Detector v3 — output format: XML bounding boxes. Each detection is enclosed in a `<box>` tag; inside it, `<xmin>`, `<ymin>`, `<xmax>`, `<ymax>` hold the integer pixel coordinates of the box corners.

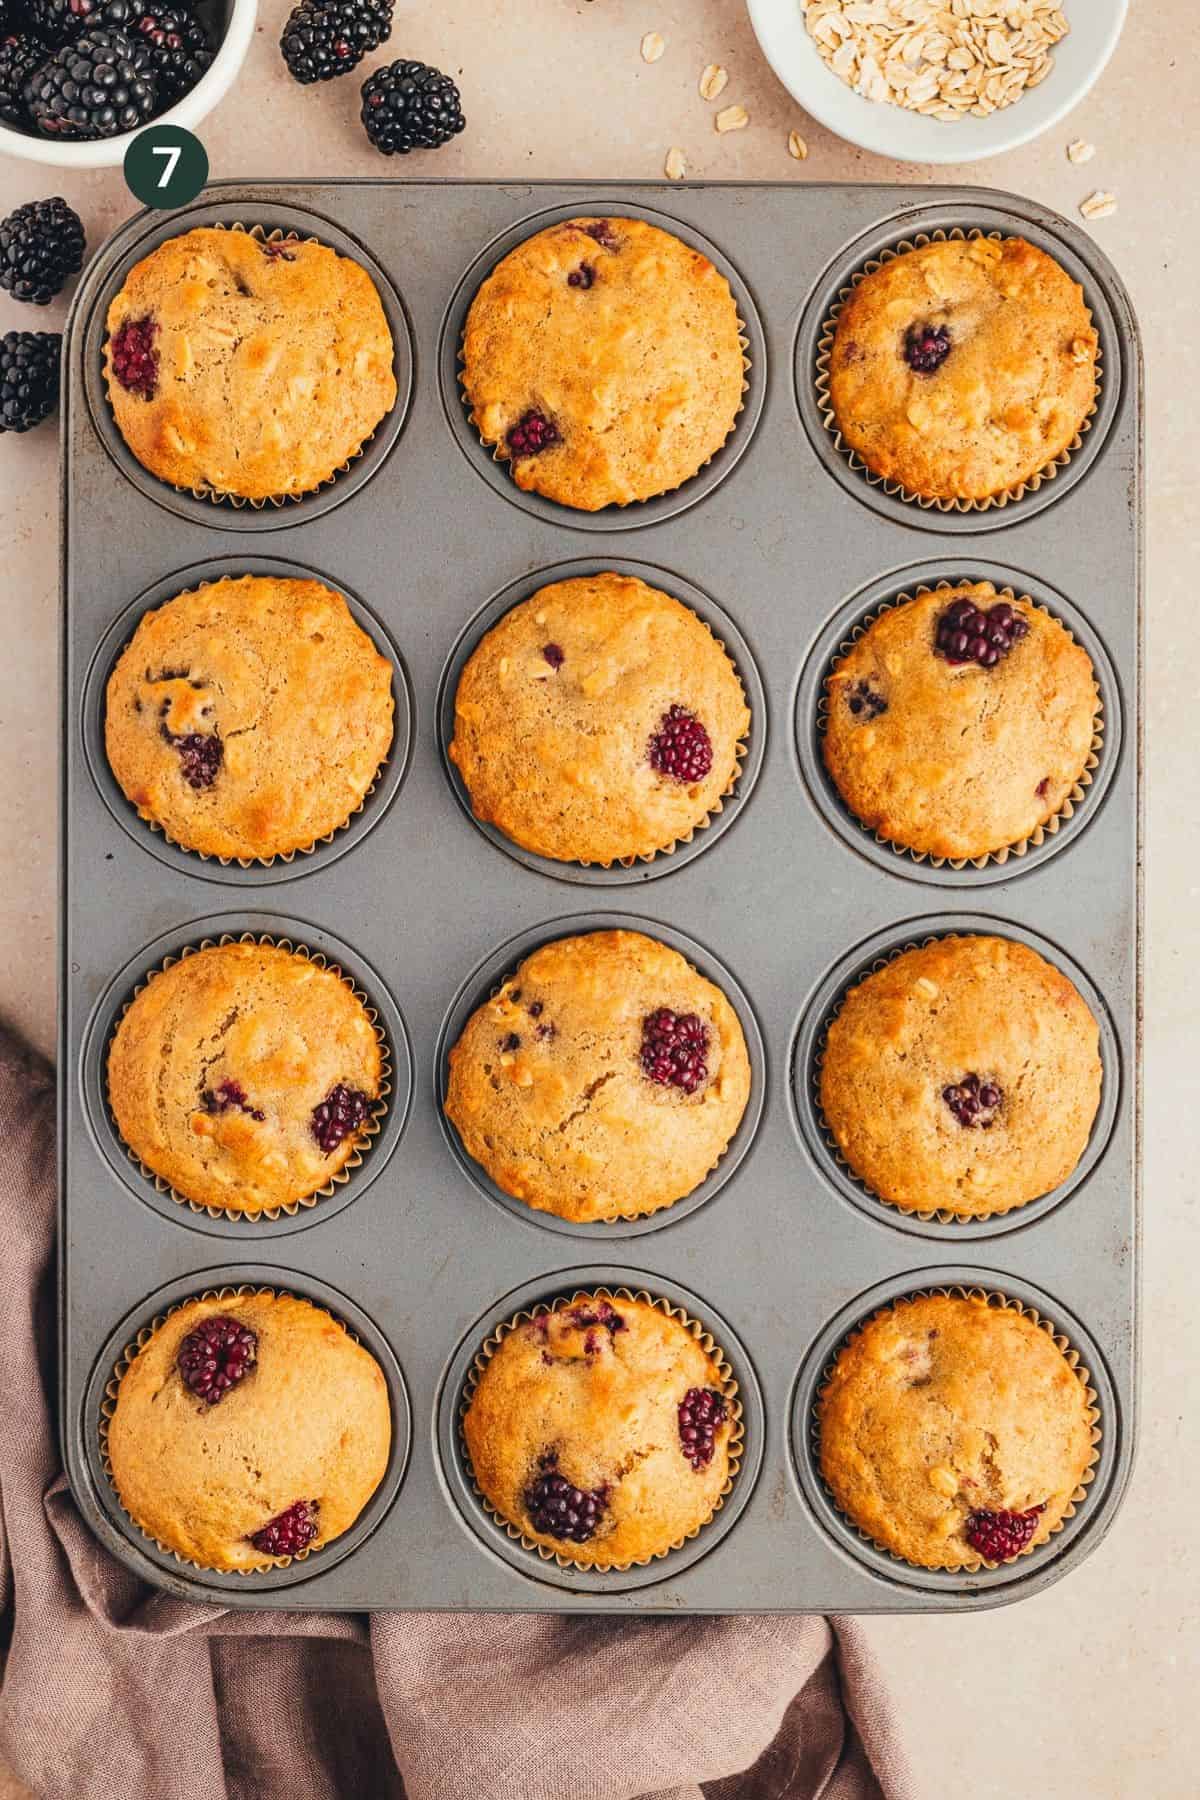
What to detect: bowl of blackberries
<box><xmin>0</xmin><ymin>0</ymin><xmax>255</xmax><ymax>165</ymax></box>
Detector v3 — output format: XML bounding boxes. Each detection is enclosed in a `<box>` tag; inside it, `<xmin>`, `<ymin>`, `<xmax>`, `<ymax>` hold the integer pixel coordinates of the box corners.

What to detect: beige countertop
<box><xmin>0</xmin><ymin>3</ymin><xmax>1195</xmax><ymax>1795</ymax></box>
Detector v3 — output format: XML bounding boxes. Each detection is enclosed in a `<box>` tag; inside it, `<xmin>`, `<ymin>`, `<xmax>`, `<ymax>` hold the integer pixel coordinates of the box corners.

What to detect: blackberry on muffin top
<box><xmin>827</xmin><ymin>236</ymin><xmax>1098</xmax><ymax>502</ymax></box>
<box><xmin>450</xmin><ymin>571</ymin><xmax>750</xmax><ymax>865</ymax></box>
<box><xmin>818</xmin><ymin>1292</ymin><xmax>1095</xmax><ymax>1570</ymax></box>
<box><xmin>444</xmin><ymin>929</ymin><xmax>751</xmax><ymax>1223</ymax></box>
<box><xmin>822</xmin><ymin>582</ymin><xmax>1098</xmax><ymax>861</ymax></box>
<box><xmin>463</xmin><ymin>1292</ymin><xmax>735</xmax><ymax>1567</ymax></box>
<box><xmin>461</xmin><ymin>216</ymin><xmax>745</xmax><ymax>510</ymax></box>
<box><xmin>819</xmin><ymin>934</ymin><xmax>1101</xmax><ymax>1218</ymax></box>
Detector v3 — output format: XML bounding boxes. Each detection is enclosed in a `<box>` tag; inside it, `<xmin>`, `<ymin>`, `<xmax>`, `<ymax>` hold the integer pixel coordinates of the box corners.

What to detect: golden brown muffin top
<box><xmin>107</xmin><ymin>941</ymin><xmax>383</xmax><ymax>1214</ymax></box>
<box><xmin>818</xmin><ymin>1293</ymin><xmax>1095</xmax><ymax>1569</ymax></box>
<box><xmin>461</xmin><ymin>216</ymin><xmax>744</xmax><ymax>510</ymax></box>
<box><xmin>107</xmin><ymin>1290</ymin><xmax>391</xmax><ymax>1571</ymax></box>
<box><xmin>819</xmin><ymin>935</ymin><xmax>1101</xmax><ymax>1218</ymax></box>
<box><xmin>821</xmin><ymin>583</ymin><xmax>1098</xmax><ymax>861</ymax></box>
<box><xmin>103</xmin><ymin>228</ymin><xmax>396</xmax><ymax>501</ymax></box>
<box><xmin>105</xmin><ymin>575</ymin><xmax>394</xmax><ymax>862</ymax></box>
<box><xmin>449</xmin><ymin>572</ymin><xmax>750</xmax><ymax>865</ymax></box>
<box><xmin>444</xmin><ymin>929</ymin><xmax>751</xmax><ymax>1223</ymax></box>
<box><xmin>463</xmin><ymin>1293</ymin><xmax>735</xmax><ymax>1568</ymax></box>
<box><xmin>827</xmin><ymin>236</ymin><xmax>1097</xmax><ymax>501</ymax></box>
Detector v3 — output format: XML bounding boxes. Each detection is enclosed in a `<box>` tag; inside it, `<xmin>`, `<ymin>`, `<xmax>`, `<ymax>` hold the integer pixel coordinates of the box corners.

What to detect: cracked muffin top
<box><xmin>449</xmin><ymin>572</ymin><xmax>750</xmax><ymax>865</ymax></box>
<box><xmin>444</xmin><ymin>929</ymin><xmax>751</xmax><ymax>1222</ymax></box>
<box><xmin>460</xmin><ymin>215</ymin><xmax>745</xmax><ymax>510</ymax></box>
<box><xmin>107</xmin><ymin>941</ymin><xmax>383</xmax><ymax>1214</ymax></box>
<box><xmin>105</xmin><ymin>575</ymin><xmax>395</xmax><ymax>862</ymax></box>
<box><xmin>103</xmin><ymin>227</ymin><xmax>396</xmax><ymax>501</ymax></box>
<box><xmin>819</xmin><ymin>934</ymin><xmax>1102</xmax><ymax>1218</ymax></box>
<box><xmin>821</xmin><ymin>583</ymin><xmax>1098</xmax><ymax>861</ymax></box>
<box><xmin>107</xmin><ymin>1290</ymin><xmax>391</xmax><ymax>1571</ymax></box>
<box><xmin>827</xmin><ymin>236</ymin><xmax>1098</xmax><ymax>502</ymax></box>
<box><xmin>818</xmin><ymin>1293</ymin><xmax>1095</xmax><ymax>1570</ymax></box>
<box><xmin>463</xmin><ymin>1292</ymin><xmax>735</xmax><ymax>1567</ymax></box>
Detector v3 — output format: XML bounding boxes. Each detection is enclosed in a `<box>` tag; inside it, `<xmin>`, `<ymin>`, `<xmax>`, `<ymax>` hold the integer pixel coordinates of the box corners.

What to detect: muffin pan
<box><xmin>58</xmin><ymin>180</ymin><xmax>1141</xmax><ymax>1613</ymax></box>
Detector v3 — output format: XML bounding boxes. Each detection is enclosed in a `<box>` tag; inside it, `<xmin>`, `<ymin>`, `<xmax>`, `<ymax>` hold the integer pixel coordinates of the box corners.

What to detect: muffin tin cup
<box><xmin>796</xmin><ymin>206</ymin><xmax>1122</xmax><ymax>532</ymax></box>
<box><xmin>792</xmin><ymin>1274</ymin><xmax>1108</xmax><ymax>1595</ymax></box>
<box><xmin>86</xmin><ymin>919</ymin><xmax>411</xmax><ymax>1234</ymax></box>
<box><xmin>89</xmin><ymin>1271</ymin><xmax>411</xmax><ymax>1591</ymax></box>
<box><xmin>86</xmin><ymin>208</ymin><xmax>414</xmax><ymax>532</ymax></box>
<box><xmin>792</xmin><ymin>914</ymin><xmax>1121</xmax><ymax>1237</ymax></box>
<box><xmin>440</xmin><ymin>200</ymin><xmax>766</xmax><ymax>532</ymax></box>
<box><xmin>435</xmin><ymin>912</ymin><xmax>767</xmax><ymax>1238</ymax></box>
<box><xmin>438</xmin><ymin>1268</ymin><xmax>763</xmax><ymax>1592</ymax></box>
<box><xmin>83</xmin><ymin>556</ymin><xmax>414</xmax><ymax>884</ymax></box>
<box><xmin>437</xmin><ymin>556</ymin><xmax>767</xmax><ymax>885</ymax></box>
<box><xmin>799</xmin><ymin>566</ymin><xmax>1118</xmax><ymax>884</ymax></box>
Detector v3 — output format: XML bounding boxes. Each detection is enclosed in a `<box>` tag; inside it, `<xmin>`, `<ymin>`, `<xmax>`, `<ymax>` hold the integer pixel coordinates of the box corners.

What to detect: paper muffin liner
<box><xmin>105</xmin><ymin>932</ymin><xmax>391</xmax><ymax>1223</ymax></box>
<box><xmin>816</xmin><ymin>579</ymin><xmax>1105</xmax><ymax>870</ymax></box>
<box><xmin>101</xmin><ymin>223</ymin><xmax>392</xmax><ymax>512</ymax></box>
<box><xmin>458</xmin><ymin>1285</ymin><xmax>744</xmax><ymax>1572</ymax></box>
<box><xmin>811</xmin><ymin>1283</ymin><xmax>1102</xmax><ymax>1575</ymax></box>
<box><xmin>812</xmin><ymin>929</ymin><xmax>1091</xmax><ymax>1225</ymax></box>
<box><xmin>454</xmin><ymin>949</ymin><xmax>748</xmax><ymax>1226</ymax></box>
<box><xmin>105</xmin><ymin>572</ymin><xmax>394</xmax><ymax>870</ymax></box>
<box><xmin>98</xmin><ymin>1282</ymin><xmax>369</xmax><ymax>1576</ymax></box>
<box><xmin>814</xmin><ymin>227</ymin><xmax>1103</xmax><ymax>513</ymax></box>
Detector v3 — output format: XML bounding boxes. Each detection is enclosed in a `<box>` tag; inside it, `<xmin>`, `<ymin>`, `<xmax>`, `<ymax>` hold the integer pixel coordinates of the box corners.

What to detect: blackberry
<box><xmin>162</xmin><ymin>726</ymin><xmax>222</xmax><ymax>788</ymax></box>
<box><xmin>640</xmin><ymin>1008</ymin><xmax>710</xmax><ymax>1096</ymax></box>
<box><xmin>0</xmin><ymin>197</ymin><xmax>85</xmax><ymax>305</ymax></box>
<box><xmin>280</xmin><ymin>0</ymin><xmax>391</xmax><ymax>83</ymax></box>
<box><xmin>524</xmin><ymin>1456</ymin><xmax>606</xmax><ymax>1545</ymax></box>
<box><xmin>27</xmin><ymin>27</ymin><xmax>157</xmax><ymax>137</ymax></box>
<box><xmin>647</xmin><ymin>704</ymin><xmax>713</xmax><ymax>784</ymax></box>
<box><xmin>506</xmin><ymin>409</ymin><xmax>559</xmax><ymax>458</ymax></box>
<box><xmin>24</xmin><ymin>0</ymin><xmax>102</xmax><ymax>47</ymax></box>
<box><xmin>250</xmin><ymin>1499</ymin><xmax>318</xmax><ymax>1558</ymax></box>
<box><xmin>935</xmin><ymin>593</ymin><xmax>1028</xmax><ymax>669</ymax></box>
<box><xmin>177</xmin><ymin>1314</ymin><xmax>258</xmax><ymax>1405</ymax></box>
<box><xmin>964</xmin><ymin>1504</ymin><xmax>1043</xmax><ymax>1563</ymax></box>
<box><xmin>0</xmin><ymin>330</ymin><xmax>60</xmax><ymax>433</ymax></box>
<box><xmin>0</xmin><ymin>35</ymin><xmax>48</xmax><ymax>127</ymax></box>
<box><xmin>677</xmin><ymin>1386</ymin><xmax>727</xmax><ymax>1470</ymax></box>
<box><xmin>905</xmin><ymin>322</ymin><xmax>951</xmax><ymax>374</ymax></box>
<box><xmin>310</xmin><ymin>1082</ymin><xmax>373</xmax><ymax>1153</ymax></box>
<box><xmin>108</xmin><ymin>313</ymin><xmax>158</xmax><ymax>396</ymax></box>
<box><xmin>200</xmin><ymin>1078</ymin><xmax>264</xmax><ymax>1121</ymax></box>
<box><xmin>98</xmin><ymin>0</ymin><xmax>212</xmax><ymax>103</ymax></box>
<box><xmin>360</xmin><ymin>57</ymin><xmax>464</xmax><ymax>155</ymax></box>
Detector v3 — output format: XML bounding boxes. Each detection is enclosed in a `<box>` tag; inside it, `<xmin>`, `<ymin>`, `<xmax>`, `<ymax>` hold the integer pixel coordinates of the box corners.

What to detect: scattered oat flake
<box><xmin>715</xmin><ymin>103</ymin><xmax>749</xmax><ymax>133</ymax></box>
<box><xmin>788</xmin><ymin>129</ymin><xmax>808</xmax><ymax>159</ymax></box>
<box><xmin>664</xmin><ymin>146</ymin><xmax>687</xmax><ymax>180</ymax></box>
<box><xmin>1067</xmin><ymin>138</ymin><xmax>1095</xmax><ymax>164</ymax></box>
<box><xmin>1079</xmin><ymin>190</ymin><xmax>1117</xmax><ymax>220</ymax></box>
<box><xmin>699</xmin><ymin>63</ymin><xmax>728</xmax><ymax>100</ymax></box>
<box><xmin>641</xmin><ymin>31</ymin><xmax>665</xmax><ymax>63</ymax></box>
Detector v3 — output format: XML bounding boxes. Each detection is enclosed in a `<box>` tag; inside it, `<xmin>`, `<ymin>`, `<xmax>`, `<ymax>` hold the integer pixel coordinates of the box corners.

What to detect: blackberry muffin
<box><xmin>103</xmin><ymin>227</ymin><xmax>396</xmax><ymax>501</ymax></box>
<box><xmin>444</xmin><ymin>929</ymin><xmax>751</xmax><ymax>1222</ymax></box>
<box><xmin>461</xmin><ymin>216</ymin><xmax>745</xmax><ymax>510</ymax></box>
<box><xmin>108</xmin><ymin>941</ymin><xmax>384</xmax><ymax>1213</ymax></box>
<box><xmin>827</xmin><ymin>236</ymin><xmax>1098</xmax><ymax>502</ymax></box>
<box><xmin>818</xmin><ymin>1292</ymin><xmax>1095</xmax><ymax>1570</ymax></box>
<box><xmin>819</xmin><ymin>935</ymin><xmax>1101</xmax><ymax>1218</ymax></box>
<box><xmin>105</xmin><ymin>575</ymin><xmax>395</xmax><ymax>861</ymax></box>
<box><xmin>107</xmin><ymin>1290</ymin><xmax>391</xmax><ymax>1571</ymax></box>
<box><xmin>449</xmin><ymin>572</ymin><xmax>750</xmax><ymax>864</ymax></box>
<box><xmin>822</xmin><ymin>582</ymin><xmax>1098</xmax><ymax>861</ymax></box>
<box><xmin>463</xmin><ymin>1292</ymin><xmax>735</xmax><ymax>1567</ymax></box>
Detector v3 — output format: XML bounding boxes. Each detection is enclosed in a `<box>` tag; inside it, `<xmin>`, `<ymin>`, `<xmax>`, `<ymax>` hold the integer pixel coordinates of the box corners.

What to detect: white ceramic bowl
<box><xmin>746</xmin><ymin>0</ymin><xmax>1127</xmax><ymax>165</ymax></box>
<box><xmin>0</xmin><ymin>0</ymin><xmax>256</xmax><ymax>169</ymax></box>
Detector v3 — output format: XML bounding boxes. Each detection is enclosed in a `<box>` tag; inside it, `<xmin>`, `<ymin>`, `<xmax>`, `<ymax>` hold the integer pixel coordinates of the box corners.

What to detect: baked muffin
<box><xmin>108</xmin><ymin>941</ymin><xmax>384</xmax><ymax>1213</ymax></box>
<box><xmin>463</xmin><ymin>1292</ymin><xmax>735</xmax><ymax>1567</ymax></box>
<box><xmin>822</xmin><ymin>582</ymin><xmax>1098</xmax><ymax>861</ymax></box>
<box><xmin>461</xmin><ymin>216</ymin><xmax>744</xmax><ymax>510</ymax></box>
<box><xmin>444</xmin><ymin>929</ymin><xmax>751</xmax><ymax>1222</ymax></box>
<box><xmin>103</xmin><ymin>227</ymin><xmax>396</xmax><ymax>501</ymax></box>
<box><xmin>818</xmin><ymin>1292</ymin><xmax>1094</xmax><ymax>1570</ymax></box>
<box><xmin>450</xmin><ymin>572</ymin><xmax>750</xmax><ymax>865</ymax></box>
<box><xmin>827</xmin><ymin>236</ymin><xmax>1098</xmax><ymax>502</ymax></box>
<box><xmin>819</xmin><ymin>935</ymin><xmax>1101</xmax><ymax>1217</ymax></box>
<box><xmin>107</xmin><ymin>1290</ymin><xmax>391</xmax><ymax>1571</ymax></box>
<box><xmin>105</xmin><ymin>575</ymin><xmax>394</xmax><ymax>861</ymax></box>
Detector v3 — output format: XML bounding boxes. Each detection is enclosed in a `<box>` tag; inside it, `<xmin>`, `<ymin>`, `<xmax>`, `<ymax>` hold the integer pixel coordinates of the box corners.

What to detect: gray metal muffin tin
<box><xmin>57</xmin><ymin>180</ymin><xmax>1142</xmax><ymax>1613</ymax></box>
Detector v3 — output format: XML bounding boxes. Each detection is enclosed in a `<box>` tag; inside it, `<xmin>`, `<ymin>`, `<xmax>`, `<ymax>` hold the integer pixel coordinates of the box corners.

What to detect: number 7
<box><xmin>152</xmin><ymin>144</ymin><xmax>181</xmax><ymax>189</ymax></box>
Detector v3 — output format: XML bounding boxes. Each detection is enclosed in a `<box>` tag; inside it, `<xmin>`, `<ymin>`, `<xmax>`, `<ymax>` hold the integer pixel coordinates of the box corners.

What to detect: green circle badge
<box><xmin>124</xmin><ymin>125</ymin><xmax>209</xmax><ymax>211</ymax></box>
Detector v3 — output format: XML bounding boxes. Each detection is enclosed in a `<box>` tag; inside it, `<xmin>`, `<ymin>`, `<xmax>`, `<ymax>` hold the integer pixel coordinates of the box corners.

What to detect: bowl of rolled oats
<box><xmin>746</xmin><ymin>0</ymin><xmax>1127</xmax><ymax>163</ymax></box>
